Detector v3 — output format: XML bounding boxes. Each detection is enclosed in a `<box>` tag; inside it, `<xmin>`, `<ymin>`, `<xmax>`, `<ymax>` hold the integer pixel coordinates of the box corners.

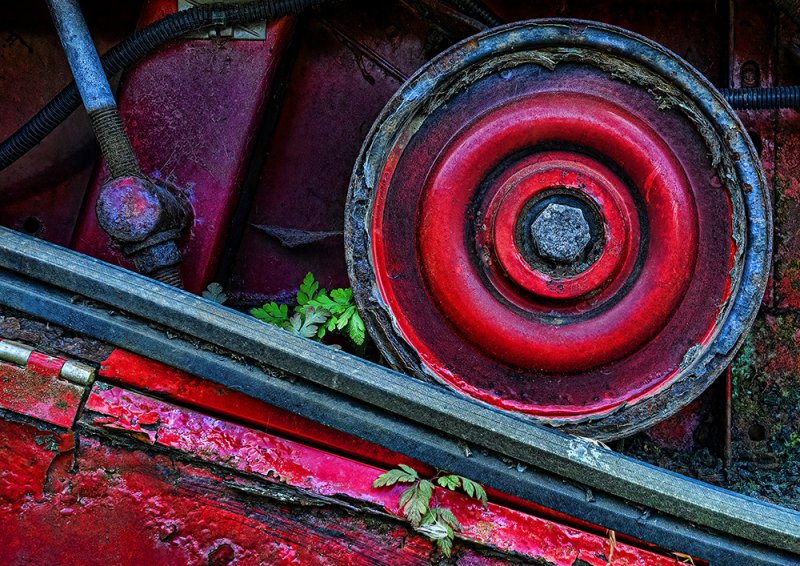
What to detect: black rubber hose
<box><xmin>0</xmin><ymin>0</ymin><xmax>340</xmax><ymax>172</ymax></box>
<box><xmin>448</xmin><ymin>0</ymin><xmax>503</xmax><ymax>28</ymax></box>
<box><xmin>722</xmin><ymin>86</ymin><xmax>800</xmax><ymax>109</ymax></box>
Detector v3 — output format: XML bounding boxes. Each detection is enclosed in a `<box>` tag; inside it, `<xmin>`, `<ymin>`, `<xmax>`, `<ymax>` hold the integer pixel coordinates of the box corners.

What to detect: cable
<box><xmin>722</xmin><ymin>86</ymin><xmax>800</xmax><ymax>110</ymax></box>
<box><xmin>0</xmin><ymin>0</ymin><xmax>341</xmax><ymax>171</ymax></box>
<box><xmin>448</xmin><ymin>0</ymin><xmax>503</xmax><ymax>28</ymax></box>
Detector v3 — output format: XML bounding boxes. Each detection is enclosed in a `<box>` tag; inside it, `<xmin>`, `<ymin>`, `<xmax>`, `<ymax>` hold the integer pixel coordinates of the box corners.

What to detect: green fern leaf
<box><xmin>397</xmin><ymin>464</ymin><xmax>419</xmax><ymax>479</ymax></box>
<box><xmin>437</xmin><ymin>535</ymin><xmax>453</xmax><ymax>557</ymax></box>
<box><xmin>403</xmin><ymin>481</ymin><xmax>433</xmax><ymax>526</ymax></box>
<box><xmin>437</xmin><ymin>507</ymin><xmax>461</xmax><ymax>530</ymax></box>
<box><xmin>420</xmin><ymin>509</ymin><xmax>437</xmax><ymax>526</ymax></box>
<box><xmin>373</xmin><ymin>467</ymin><xmax>418</xmax><ymax>488</ymax></box>
<box><xmin>436</xmin><ymin>475</ymin><xmax>461</xmax><ymax>490</ymax></box>
<box><xmin>398</xmin><ymin>487</ymin><xmax>415</xmax><ymax>508</ymax></box>
<box><xmin>251</xmin><ymin>302</ymin><xmax>290</xmax><ymax>326</ymax></box>
<box><xmin>459</xmin><ymin>477</ymin><xmax>488</xmax><ymax>506</ymax></box>
<box><xmin>202</xmin><ymin>282</ymin><xmax>228</xmax><ymax>304</ymax></box>
<box><xmin>348</xmin><ymin>311</ymin><xmax>366</xmax><ymax>345</ymax></box>
<box><xmin>297</xmin><ymin>272</ymin><xmax>321</xmax><ymax>306</ymax></box>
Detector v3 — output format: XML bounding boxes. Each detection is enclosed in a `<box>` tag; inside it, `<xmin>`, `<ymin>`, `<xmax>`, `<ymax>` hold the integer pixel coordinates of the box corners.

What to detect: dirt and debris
<box><xmin>0</xmin><ymin>310</ymin><xmax>113</xmax><ymax>362</ymax></box>
<box><xmin>622</xmin><ymin>312</ymin><xmax>800</xmax><ymax>512</ymax></box>
<box><xmin>622</xmin><ymin>435</ymin><xmax>800</xmax><ymax>512</ymax></box>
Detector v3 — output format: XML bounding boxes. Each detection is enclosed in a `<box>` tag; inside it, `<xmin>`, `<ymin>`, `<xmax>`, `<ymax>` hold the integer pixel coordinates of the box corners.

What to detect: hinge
<box><xmin>0</xmin><ymin>338</ymin><xmax>96</xmax><ymax>428</ymax></box>
<box><xmin>0</xmin><ymin>339</ymin><xmax>96</xmax><ymax>386</ymax></box>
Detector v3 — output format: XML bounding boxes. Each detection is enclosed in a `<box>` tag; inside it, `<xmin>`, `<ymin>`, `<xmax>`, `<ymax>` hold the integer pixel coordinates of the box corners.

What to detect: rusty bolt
<box><xmin>531</xmin><ymin>203</ymin><xmax>592</xmax><ymax>263</ymax></box>
<box><xmin>96</xmin><ymin>176</ymin><xmax>188</xmax><ymax>285</ymax></box>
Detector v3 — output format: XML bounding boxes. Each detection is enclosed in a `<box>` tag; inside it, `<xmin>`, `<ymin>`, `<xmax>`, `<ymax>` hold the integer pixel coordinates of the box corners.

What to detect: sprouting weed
<box><xmin>373</xmin><ymin>464</ymin><xmax>488</xmax><ymax>557</ymax></box>
<box><xmin>252</xmin><ymin>272</ymin><xmax>366</xmax><ymax>346</ymax></box>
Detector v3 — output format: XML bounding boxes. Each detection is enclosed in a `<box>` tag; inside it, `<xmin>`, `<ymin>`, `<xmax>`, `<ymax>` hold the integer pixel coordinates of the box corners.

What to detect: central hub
<box><xmin>531</xmin><ymin>203</ymin><xmax>591</xmax><ymax>263</ymax></box>
<box><xmin>478</xmin><ymin>153</ymin><xmax>628</xmax><ymax>302</ymax></box>
<box><xmin>513</xmin><ymin>192</ymin><xmax>604</xmax><ymax>279</ymax></box>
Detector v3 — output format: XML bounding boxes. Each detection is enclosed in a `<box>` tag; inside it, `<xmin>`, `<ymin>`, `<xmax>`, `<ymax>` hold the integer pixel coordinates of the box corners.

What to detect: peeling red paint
<box><xmin>99</xmin><ymin>348</ymin><xmax>430</xmax><ymax>473</ymax></box>
<box><xmin>82</xmin><ymin>382</ymin><xmax>685</xmax><ymax>566</ymax></box>
<box><xmin>98</xmin><ymin>349</ymin><xmax>679</xmax><ymax>552</ymax></box>
<box><xmin>100</xmin><ymin>349</ymin><xmax>692</xmax><ymax>556</ymax></box>
<box><xmin>3</xmin><ymin>436</ymin><xmax>440</xmax><ymax>565</ymax></box>
<box><xmin>27</xmin><ymin>351</ymin><xmax>66</xmax><ymax>377</ymax></box>
<box><xmin>0</xmin><ymin>360</ymin><xmax>83</xmax><ymax>428</ymax></box>
<box><xmin>0</xmin><ymin>419</ymin><xmax>74</xmax><ymax>511</ymax></box>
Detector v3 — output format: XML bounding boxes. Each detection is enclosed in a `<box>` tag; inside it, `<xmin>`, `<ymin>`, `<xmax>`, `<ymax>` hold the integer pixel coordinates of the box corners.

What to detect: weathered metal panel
<box><xmin>70</xmin><ymin>1</ymin><xmax>295</xmax><ymax>293</ymax></box>
<box><xmin>0</xmin><ymin>342</ymin><xmax>84</xmax><ymax>428</ymax></box>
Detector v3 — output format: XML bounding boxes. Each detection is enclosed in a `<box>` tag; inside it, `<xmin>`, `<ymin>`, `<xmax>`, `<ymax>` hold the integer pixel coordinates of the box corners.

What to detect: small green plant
<box><xmin>373</xmin><ymin>464</ymin><xmax>488</xmax><ymax>557</ymax></box>
<box><xmin>202</xmin><ymin>282</ymin><xmax>228</xmax><ymax>304</ymax></box>
<box><xmin>251</xmin><ymin>272</ymin><xmax>366</xmax><ymax>346</ymax></box>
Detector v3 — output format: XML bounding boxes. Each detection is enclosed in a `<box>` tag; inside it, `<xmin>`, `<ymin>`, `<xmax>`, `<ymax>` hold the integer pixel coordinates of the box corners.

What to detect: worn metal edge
<box><xmin>0</xmin><ymin>266</ymin><xmax>796</xmax><ymax>565</ymax></box>
<box><xmin>0</xmin><ymin>228</ymin><xmax>796</xmax><ymax>557</ymax></box>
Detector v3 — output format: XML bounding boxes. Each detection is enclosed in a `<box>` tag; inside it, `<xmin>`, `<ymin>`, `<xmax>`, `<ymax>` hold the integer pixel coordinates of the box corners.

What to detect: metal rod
<box><xmin>46</xmin><ymin>0</ymin><xmax>141</xmax><ymax>178</ymax></box>
<box><xmin>46</xmin><ymin>0</ymin><xmax>115</xmax><ymax>112</ymax></box>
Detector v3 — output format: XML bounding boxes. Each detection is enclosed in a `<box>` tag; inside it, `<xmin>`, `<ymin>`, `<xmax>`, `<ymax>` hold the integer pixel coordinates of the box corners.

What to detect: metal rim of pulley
<box><xmin>345</xmin><ymin>19</ymin><xmax>772</xmax><ymax>440</ymax></box>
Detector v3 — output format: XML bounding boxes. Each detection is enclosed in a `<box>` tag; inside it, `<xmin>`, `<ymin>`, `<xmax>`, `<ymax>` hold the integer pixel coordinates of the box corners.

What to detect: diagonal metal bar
<box><xmin>0</xmin><ymin>226</ymin><xmax>798</xmax><ymax>561</ymax></box>
<box><xmin>0</xmin><ymin>269</ymin><xmax>796</xmax><ymax>565</ymax></box>
<box><xmin>46</xmin><ymin>0</ymin><xmax>141</xmax><ymax>178</ymax></box>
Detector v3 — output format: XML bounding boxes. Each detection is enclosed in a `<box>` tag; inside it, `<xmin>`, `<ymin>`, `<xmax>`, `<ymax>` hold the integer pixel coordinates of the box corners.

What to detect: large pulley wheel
<box><xmin>345</xmin><ymin>20</ymin><xmax>771</xmax><ymax>440</ymax></box>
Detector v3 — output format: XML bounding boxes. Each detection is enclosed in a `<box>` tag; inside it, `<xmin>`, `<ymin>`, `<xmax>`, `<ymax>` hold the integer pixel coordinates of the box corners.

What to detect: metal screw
<box><xmin>740</xmin><ymin>60</ymin><xmax>761</xmax><ymax>89</ymax></box>
<box><xmin>531</xmin><ymin>203</ymin><xmax>592</xmax><ymax>263</ymax></box>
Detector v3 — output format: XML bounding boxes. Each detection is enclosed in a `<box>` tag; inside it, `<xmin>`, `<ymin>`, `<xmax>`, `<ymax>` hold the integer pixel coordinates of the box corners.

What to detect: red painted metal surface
<box><xmin>417</xmin><ymin>94</ymin><xmax>698</xmax><ymax>372</ymax></box>
<box><xmin>99</xmin><ymin>348</ymin><xmax>429</xmax><ymax>473</ymax></box>
<box><xmin>226</xmin><ymin>3</ymin><xmax>430</xmax><ymax>306</ymax></box>
<box><xmin>100</xmin><ymin>348</ymin><xmax>664</xmax><ymax>548</ymax></box>
<box><xmin>70</xmin><ymin>1</ymin><xmax>295</xmax><ymax>294</ymax></box>
<box><xmin>83</xmin><ymin>384</ymin><xmax>440</xmax><ymax>506</ymax></box>
<box><xmin>75</xmin><ymin>382</ymin><xmax>683</xmax><ymax>565</ymax></box>
<box><xmin>1</xmin><ymin>420</ymin><xmax>438</xmax><ymax>565</ymax></box>
<box><xmin>0</xmin><ymin>0</ymin><xmax>739</xmax><ymax>450</ymax></box>
<box><xmin>366</xmin><ymin>54</ymin><xmax>736</xmax><ymax>421</ymax></box>
<box><xmin>0</xmin><ymin>420</ymin><xmax>75</xmax><ymax>511</ymax></box>
<box><xmin>486</xmin><ymin>153</ymin><xmax>637</xmax><ymax>302</ymax></box>
<box><xmin>0</xmin><ymin>347</ymin><xmax>83</xmax><ymax>429</ymax></box>
<box><xmin>0</xmin><ymin>0</ymin><xmax>796</xmax><ymax>557</ymax></box>
<box><xmin>0</xmin><ymin>356</ymin><xmax>691</xmax><ymax>566</ymax></box>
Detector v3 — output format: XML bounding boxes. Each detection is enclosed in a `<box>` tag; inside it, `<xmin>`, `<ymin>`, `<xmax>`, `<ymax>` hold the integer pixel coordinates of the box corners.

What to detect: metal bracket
<box><xmin>177</xmin><ymin>0</ymin><xmax>267</xmax><ymax>40</ymax></box>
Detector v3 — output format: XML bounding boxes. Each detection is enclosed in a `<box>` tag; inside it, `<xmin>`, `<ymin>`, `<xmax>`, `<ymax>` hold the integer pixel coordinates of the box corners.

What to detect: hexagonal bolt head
<box><xmin>531</xmin><ymin>203</ymin><xmax>592</xmax><ymax>263</ymax></box>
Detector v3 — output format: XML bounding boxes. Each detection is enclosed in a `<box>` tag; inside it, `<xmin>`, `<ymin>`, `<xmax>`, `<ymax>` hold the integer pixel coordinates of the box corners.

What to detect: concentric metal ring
<box><xmin>345</xmin><ymin>20</ymin><xmax>771</xmax><ymax>439</ymax></box>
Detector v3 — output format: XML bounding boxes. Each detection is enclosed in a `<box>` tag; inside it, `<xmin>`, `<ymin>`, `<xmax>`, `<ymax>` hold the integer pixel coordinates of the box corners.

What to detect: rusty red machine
<box><xmin>1</xmin><ymin>1</ymin><xmax>799</xmax><ymax>564</ymax></box>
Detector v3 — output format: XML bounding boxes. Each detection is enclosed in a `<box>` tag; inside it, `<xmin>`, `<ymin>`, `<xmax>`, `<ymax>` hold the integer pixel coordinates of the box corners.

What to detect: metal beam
<box><xmin>0</xmin><ymin>227</ymin><xmax>798</xmax><ymax>563</ymax></box>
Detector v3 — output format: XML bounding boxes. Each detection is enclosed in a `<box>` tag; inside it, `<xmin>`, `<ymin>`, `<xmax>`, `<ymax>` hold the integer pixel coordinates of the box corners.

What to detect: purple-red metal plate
<box><xmin>70</xmin><ymin>1</ymin><xmax>294</xmax><ymax>294</ymax></box>
<box><xmin>226</xmin><ymin>4</ymin><xmax>432</xmax><ymax>307</ymax></box>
